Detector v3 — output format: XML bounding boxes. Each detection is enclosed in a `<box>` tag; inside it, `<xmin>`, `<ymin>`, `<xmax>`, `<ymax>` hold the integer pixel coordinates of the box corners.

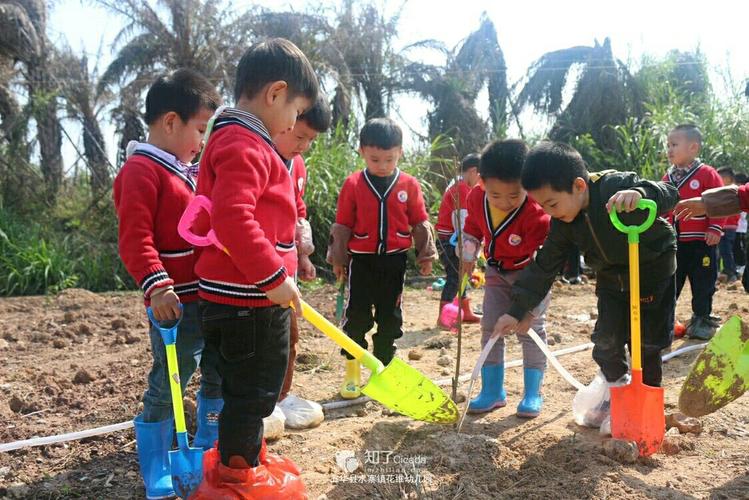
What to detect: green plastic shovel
<box><xmin>300</xmin><ymin>300</ymin><xmax>459</xmax><ymax>424</ymax></box>
<box><xmin>679</xmin><ymin>315</ymin><xmax>749</xmax><ymax>417</ymax></box>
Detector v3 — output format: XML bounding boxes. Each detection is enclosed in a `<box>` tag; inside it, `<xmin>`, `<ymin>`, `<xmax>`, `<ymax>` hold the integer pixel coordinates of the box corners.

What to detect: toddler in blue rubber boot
<box><xmin>113</xmin><ymin>69</ymin><xmax>223</xmax><ymax>499</ymax></box>
<box><xmin>461</xmin><ymin>140</ymin><xmax>551</xmax><ymax>418</ymax></box>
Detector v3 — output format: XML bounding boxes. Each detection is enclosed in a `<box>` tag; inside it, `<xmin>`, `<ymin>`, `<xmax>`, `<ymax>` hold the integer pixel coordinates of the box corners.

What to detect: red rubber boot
<box><xmin>461</xmin><ymin>298</ymin><xmax>481</xmax><ymax>324</ymax></box>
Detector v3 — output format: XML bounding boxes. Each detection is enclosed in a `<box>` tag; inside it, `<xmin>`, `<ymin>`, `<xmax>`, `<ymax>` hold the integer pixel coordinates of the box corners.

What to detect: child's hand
<box><xmin>705</xmin><ymin>232</ymin><xmax>721</xmax><ymax>246</ymax></box>
<box><xmin>674</xmin><ymin>197</ymin><xmax>707</xmax><ymax>221</ymax></box>
<box><xmin>266</xmin><ymin>277</ymin><xmax>302</xmax><ymax>311</ymax></box>
<box><xmin>606</xmin><ymin>190</ymin><xmax>642</xmax><ymax>213</ymax></box>
<box><xmin>298</xmin><ymin>255</ymin><xmax>317</xmax><ymax>281</ymax></box>
<box><xmin>493</xmin><ymin>314</ymin><xmax>518</xmax><ymax>338</ymax></box>
<box><xmin>333</xmin><ymin>264</ymin><xmax>347</xmax><ymax>281</ymax></box>
<box><xmin>419</xmin><ymin>260</ymin><xmax>433</xmax><ymax>276</ymax></box>
<box><xmin>150</xmin><ymin>289</ymin><xmax>181</xmax><ymax>321</ymax></box>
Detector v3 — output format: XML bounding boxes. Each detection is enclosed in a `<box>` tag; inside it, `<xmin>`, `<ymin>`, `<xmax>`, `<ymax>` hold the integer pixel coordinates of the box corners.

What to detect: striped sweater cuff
<box><xmin>707</xmin><ymin>225</ymin><xmax>724</xmax><ymax>236</ymax></box>
<box><xmin>140</xmin><ymin>268</ymin><xmax>174</xmax><ymax>298</ymax></box>
<box><xmin>255</xmin><ymin>267</ymin><xmax>288</xmax><ymax>292</ymax></box>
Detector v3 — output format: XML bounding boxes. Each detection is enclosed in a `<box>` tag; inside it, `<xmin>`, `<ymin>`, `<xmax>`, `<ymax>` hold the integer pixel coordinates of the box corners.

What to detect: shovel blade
<box><xmin>169</xmin><ymin>433</ymin><xmax>204</xmax><ymax>499</ymax></box>
<box><xmin>679</xmin><ymin>316</ymin><xmax>749</xmax><ymax>417</ymax></box>
<box><xmin>362</xmin><ymin>357</ymin><xmax>458</xmax><ymax>424</ymax></box>
<box><xmin>610</xmin><ymin>371</ymin><xmax>664</xmax><ymax>457</ymax></box>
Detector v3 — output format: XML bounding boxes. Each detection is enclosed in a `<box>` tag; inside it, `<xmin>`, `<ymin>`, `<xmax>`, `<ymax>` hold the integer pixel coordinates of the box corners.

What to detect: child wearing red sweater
<box><xmin>190</xmin><ymin>39</ymin><xmax>317</xmax><ymax>498</ymax></box>
<box><xmin>662</xmin><ymin>124</ymin><xmax>725</xmax><ymax>339</ymax></box>
<box><xmin>327</xmin><ymin>118</ymin><xmax>437</xmax><ymax>399</ymax></box>
<box><xmin>460</xmin><ymin>140</ymin><xmax>551</xmax><ymax>417</ymax></box>
<box><xmin>113</xmin><ymin>69</ymin><xmax>222</xmax><ymax>499</ymax></box>
<box><xmin>273</xmin><ymin>94</ymin><xmax>332</xmax><ymax>430</ymax></box>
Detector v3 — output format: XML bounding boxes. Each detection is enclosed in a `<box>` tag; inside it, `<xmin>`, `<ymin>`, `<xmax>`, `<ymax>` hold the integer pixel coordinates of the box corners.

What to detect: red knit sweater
<box><xmin>194</xmin><ymin>108</ymin><xmax>297</xmax><ymax>307</ymax></box>
<box><xmin>113</xmin><ymin>144</ymin><xmax>199</xmax><ymax>304</ymax></box>
<box><xmin>662</xmin><ymin>161</ymin><xmax>726</xmax><ymax>241</ymax></box>
<box><xmin>286</xmin><ymin>154</ymin><xmax>308</xmax><ymax>219</ymax></box>
<box><xmin>464</xmin><ymin>186</ymin><xmax>550</xmax><ymax>270</ymax></box>
<box><xmin>435</xmin><ymin>180</ymin><xmax>471</xmax><ymax>238</ymax></box>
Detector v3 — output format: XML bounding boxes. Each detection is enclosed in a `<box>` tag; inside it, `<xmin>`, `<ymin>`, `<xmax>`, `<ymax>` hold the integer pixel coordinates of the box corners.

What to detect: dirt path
<box><xmin>1</xmin><ymin>282</ymin><xmax>748</xmax><ymax>499</ymax></box>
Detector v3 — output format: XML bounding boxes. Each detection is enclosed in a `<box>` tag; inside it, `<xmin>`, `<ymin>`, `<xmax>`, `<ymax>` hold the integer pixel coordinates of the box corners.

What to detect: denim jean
<box><xmin>141</xmin><ymin>301</ymin><xmax>222</xmax><ymax>422</ymax></box>
<box><xmin>719</xmin><ymin>229</ymin><xmax>737</xmax><ymax>278</ymax></box>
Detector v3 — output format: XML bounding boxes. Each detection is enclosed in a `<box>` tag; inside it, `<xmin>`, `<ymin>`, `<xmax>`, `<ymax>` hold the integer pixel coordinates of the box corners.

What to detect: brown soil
<box><xmin>1</xmin><ymin>281</ymin><xmax>748</xmax><ymax>499</ymax></box>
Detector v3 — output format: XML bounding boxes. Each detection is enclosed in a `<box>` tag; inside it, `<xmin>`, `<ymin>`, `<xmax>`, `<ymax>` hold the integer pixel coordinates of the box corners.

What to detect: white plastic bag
<box><xmin>572</xmin><ymin>371</ymin><xmax>630</xmax><ymax>428</ymax></box>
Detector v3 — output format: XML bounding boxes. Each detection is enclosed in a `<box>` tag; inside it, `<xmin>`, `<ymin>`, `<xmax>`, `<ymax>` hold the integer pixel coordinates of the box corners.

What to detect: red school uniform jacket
<box><xmin>286</xmin><ymin>154</ymin><xmax>308</xmax><ymax>219</ymax></box>
<box><xmin>435</xmin><ymin>179</ymin><xmax>471</xmax><ymax>239</ymax></box>
<box><xmin>463</xmin><ymin>186</ymin><xmax>551</xmax><ymax>270</ymax></box>
<box><xmin>194</xmin><ymin>108</ymin><xmax>297</xmax><ymax>307</ymax></box>
<box><xmin>113</xmin><ymin>143</ymin><xmax>199</xmax><ymax>304</ymax></box>
<box><xmin>741</xmin><ymin>183</ymin><xmax>749</xmax><ymax>212</ymax></box>
<box><xmin>336</xmin><ymin>169</ymin><xmax>428</xmax><ymax>255</ymax></box>
<box><xmin>662</xmin><ymin>161</ymin><xmax>726</xmax><ymax>242</ymax></box>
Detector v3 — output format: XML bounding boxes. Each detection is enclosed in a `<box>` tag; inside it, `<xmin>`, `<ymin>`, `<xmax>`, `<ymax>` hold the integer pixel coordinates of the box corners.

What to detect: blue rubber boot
<box><xmin>193</xmin><ymin>395</ymin><xmax>223</xmax><ymax>450</ymax></box>
<box><xmin>468</xmin><ymin>363</ymin><xmax>507</xmax><ymax>414</ymax></box>
<box><xmin>517</xmin><ymin>368</ymin><xmax>544</xmax><ymax>418</ymax></box>
<box><xmin>133</xmin><ymin>414</ymin><xmax>175</xmax><ymax>499</ymax></box>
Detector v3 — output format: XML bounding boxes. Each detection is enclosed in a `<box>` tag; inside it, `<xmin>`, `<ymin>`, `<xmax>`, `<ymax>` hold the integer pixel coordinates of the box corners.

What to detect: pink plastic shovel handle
<box><xmin>178</xmin><ymin>195</ymin><xmax>226</xmax><ymax>252</ymax></box>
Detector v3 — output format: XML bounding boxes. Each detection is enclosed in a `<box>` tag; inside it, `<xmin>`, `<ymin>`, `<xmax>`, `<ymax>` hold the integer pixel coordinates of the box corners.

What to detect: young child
<box><xmin>735</xmin><ymin>172</ymin><xmax>748</xmax><ymax>280</ymax></box>
<box><xmin>494</xmin><ymin>142</ymin><xmax>679</xmax><ymax>429</ymax></box>
<box><xmin>327</xmin><ymin>117</ymin><xmax>437</xmax><ymax>399</ymax></box>
<box><xmin>662</xmin><ymin>124</ymin><xmax>725</xmax><ymax>339</ymax></box>
<box><xmin>435</xmin><ymin>153</ymin><xmax>481</xmax><ymax>325</ymax></box>
<box><xmin>112</xmin><ymin>69</ymin><xmax>222</xmax><ymax>499</ymax></box>
<box><xmin>460</xmin><ymin>140</ymin><xmax>551</xmax><ymax>417</ymax></box>
<box><xmin>273</xmin><ymin>94</ymin><xmax>332</xmax><ymax>429</ymax></box>
<box><xmin>717</xmin><ymin>167</ymin><xmax>740</xmax><ymax>283</ymax></box>
<box><xmin>674</xmin><ymin>175</ymin><xmax>749</xmax><ymax>292</ymax></box>
<box><xmin>190</xmin><ymin>38</ymin><xmax>317</xmax><ymax>497</ymax></box>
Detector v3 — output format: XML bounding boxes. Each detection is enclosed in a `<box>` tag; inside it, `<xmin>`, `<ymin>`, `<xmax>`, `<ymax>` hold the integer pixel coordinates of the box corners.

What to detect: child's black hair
<box><xmin>144</xmin><ymin>68</ymin><xmax>221</xmax><ymax>125</ymax></box>
<box><xmin>234</xmin><ymin>38</ymin><xmax>319</xmax><ymax>103</ymax></box>
<box><xmin>670</xmin><ymin>123</ymin><xmax>702</xmax><ymax>146</ymax></box>
<box><xmin>299</xmin><ymin>94</ymin><xmax>332</xmax><ymax>133</ymax></box>
<box><xmin>735</xmin><ymin>172</ymin><xmax>748</xmax><ymax>184</ymax></box>
<box><xmin>521</xmin><ymin>141</ymin><xmax>589</xmax><ymax>193</ymax></box>
<box><xmin>461</xmin><ymin>153</ymin><xmax>480</xmax><ymax>172</ymax></box>
<box><xmin>717</xmin><ymin>166</ymin><xmax>735</xmax><ymax>180</ymax></box>
<box><xmin>359</xmin><ymin>117</ymin><xmax>402</xmax><ymax>149</ymax></box>
<box><xmin>479</xmin><ymin>139</ymin><xmax>528</xmax><ymax>181</ymax></box>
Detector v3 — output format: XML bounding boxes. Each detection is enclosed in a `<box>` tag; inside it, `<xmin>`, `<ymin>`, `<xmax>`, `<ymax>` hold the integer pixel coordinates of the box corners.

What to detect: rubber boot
<box><xmin>340</xmin><ymin>359</ymin><xmax>361</xmax><ymax>399</ymax></box>
<box><xmin>461</xmin><ymin>298</ymin><xmax>481</xmax><ymax>323</ymax></box>
<box><xmin>468</xmin><ymin>363</ymin><xmax>506</xmax><ymax>414</ymax></box>
<box><xmin>193</xmin><ymin>395</ymin><xmax>223</xmax><ymax>450</ymax></box>
<box><xmin>437</xmin><ymin>300</ymin><xmax>450</xmax><ymax>326</ymax></box>
<box><xmin>133</xmin><ymin>414</ymin><xmax>175</xmax><ymax>500</ymax></box>
<box><xmin>517</xmin><ymin>368</ymin><xmax>544</xmax><ymax>418</ymax></box>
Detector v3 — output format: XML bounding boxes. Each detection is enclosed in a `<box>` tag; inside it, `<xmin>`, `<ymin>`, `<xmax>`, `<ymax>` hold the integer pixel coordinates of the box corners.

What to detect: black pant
<box><xmin>675</xmin><ymin>240</ymin><xmax>717</xmax><ymax>317</ymax></box>
<box><xmin>734</xmin><ymin>231</ymin><xmax>746</xmax><ymax>267</ymax></box>
<box><xmin>342</xmin><ymin>253</ymin><xmax>407</xmax><ymax>364</ymax></box>
<box><xmin>564</xmin><ymin>247</ymin><xmax>581</xmax><ymax>279</ymax></box>
<box><xmin>591</xmin><ymin>276</ymin><xmax>675</xmax><ymax>387</ymax></box>
<box><xmin>200</xmin><ymin>301</ymin><xmax>290</xmax><ymax>466</ymax></box>
<box><xmin>437</xmin><ymin>238</ymin><xmax>464</xmax><ymax>302</ymax></box>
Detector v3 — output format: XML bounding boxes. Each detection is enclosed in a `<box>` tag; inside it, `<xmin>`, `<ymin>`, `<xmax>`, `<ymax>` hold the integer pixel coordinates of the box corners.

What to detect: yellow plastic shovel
<box><xmin>299</xmin><ymin>301</ymin><xmax>458</xmax><ymax>424</ymax></box>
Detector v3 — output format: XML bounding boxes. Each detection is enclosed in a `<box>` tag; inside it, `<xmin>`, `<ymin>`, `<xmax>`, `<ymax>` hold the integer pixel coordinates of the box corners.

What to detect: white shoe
<box><xmin>278</xmin><ymin>394</ymin><xmax>325</xmax><ymax>429</ymax></box>
<box><xmin>599</xmin><ymin>415</ymin><xmax>612</xmax><ymax>436</ymax></box>
<box><xmin>263</xmin><ymin>405</ymin><xmax>286</xmax><ymax>441</ymax></box>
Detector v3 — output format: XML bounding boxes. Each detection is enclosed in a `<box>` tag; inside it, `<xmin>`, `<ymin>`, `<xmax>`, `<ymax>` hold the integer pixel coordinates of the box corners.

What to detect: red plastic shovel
<box><xmin>609</xmin><ymin>199</ymin><xmax>664</xmax><ymax>457</ymax></box>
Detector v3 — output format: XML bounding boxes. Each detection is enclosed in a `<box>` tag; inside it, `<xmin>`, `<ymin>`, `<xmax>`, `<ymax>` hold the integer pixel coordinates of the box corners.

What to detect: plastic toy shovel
<box><xmin>146</xmin><ymin>307</ymin><xmax>203</xmax><ymax>498</ymax></box>
<box><xmin>299</xmin><ymin>301</ymin><xmax>458</xmax><ymax>424</ymax></box>
<box><xmin>679</xmin><ymin>315</ymin><xmax>749</xmax><ymax>417</ymax></box>
<box><xmin>609</xmin><ymin>199</ymin><xmax>664</xmax><ymax>457</ymax></box>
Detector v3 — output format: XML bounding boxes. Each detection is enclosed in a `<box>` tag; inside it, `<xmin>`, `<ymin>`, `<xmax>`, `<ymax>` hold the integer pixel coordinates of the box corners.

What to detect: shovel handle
<box><xmin>147</xmin><ymin>306</ymin><xmax>188</xmax><ymax>435</ymax></box>
<box><xmin>608</xmin><ymin>199</ymin><xmax>657</xmax><ymax>244</ymax></box>
<box><xmin>298</xmin><ymin>300</ymin><xmax>384</xmax><ymax>374</ymax></box>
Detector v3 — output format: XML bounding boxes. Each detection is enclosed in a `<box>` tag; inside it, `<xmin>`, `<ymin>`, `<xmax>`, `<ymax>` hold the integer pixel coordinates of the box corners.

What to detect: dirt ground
<box><xmin>1</xmin><ymin>279</ymin><xmax>748</xmax><ymax>499</ymax></box>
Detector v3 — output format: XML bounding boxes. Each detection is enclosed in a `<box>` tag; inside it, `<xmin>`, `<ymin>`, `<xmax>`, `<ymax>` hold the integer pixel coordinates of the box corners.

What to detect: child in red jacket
<box><xmin>112</xmin><ymin>69</ymin><xmax>222</xmax><ymax>499</ymax></box>
<box><xmin>190</xmin><ymin>39</ymin><xmax>317</xmax><ymax>499</ymax></box>
<box><xmin>460</xmin><ymin>139</ymin><xmax>551</xmax><ymax>417</ymax></box>
<box><xmin>327</xmin><ymin>118</ymin><xmax>437</xmax><ymax>399</ymax></box>
<box><xmin>435</xmin><ymin>153</ymin><xmax>481</xmax><ymax>325</ymax></box>
<box><xmin>717</xmin><ymin>167</ymin><xmax>740</xmax><ymax>283</ymax></box>
<box><xmin>273</xmin><ymin>94</ymin><xmax>332</xmax><ymax>429</ymax></box>
<box><xmin>662</xmin><ymin>124</ymin><xmax>726</xmax><ymax>339</ymax></box>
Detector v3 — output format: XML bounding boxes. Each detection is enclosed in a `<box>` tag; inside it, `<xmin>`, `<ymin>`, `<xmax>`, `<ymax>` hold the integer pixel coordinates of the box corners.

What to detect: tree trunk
<box><xmin>81</xmin><ymin>110</ymin><xmax>109</xmax><ymax>195</ymax></box>
<box><xmin>28</xmin><ymin>59</ymin><xmax>62</xmax><ymax>202</ymax></box>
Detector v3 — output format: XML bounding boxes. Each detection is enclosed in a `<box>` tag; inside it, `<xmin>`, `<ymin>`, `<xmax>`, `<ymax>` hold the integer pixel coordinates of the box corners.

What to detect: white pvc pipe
<box><xmin>0</xmin><ymin>340</ymin><xmax>706</xmax><ymax>453</ymax></box>
<box><xmin>526</xmin><ymin>329</ymin><xmax>586</xmax><ymax>391</ymax></box>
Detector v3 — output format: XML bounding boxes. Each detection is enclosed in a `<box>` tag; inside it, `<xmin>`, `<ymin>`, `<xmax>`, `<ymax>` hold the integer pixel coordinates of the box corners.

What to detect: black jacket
<box><xmin>507</xmin><ymin>171</ymin><xmax>678</xmax><ymax>320</ymax></box>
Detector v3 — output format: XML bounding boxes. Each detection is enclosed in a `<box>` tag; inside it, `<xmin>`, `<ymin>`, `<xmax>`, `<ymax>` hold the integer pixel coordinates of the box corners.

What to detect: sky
<box><xmin>49</xmin><ymin>0</ymin><xmax>749</xmax><ymax>163</ymax></box>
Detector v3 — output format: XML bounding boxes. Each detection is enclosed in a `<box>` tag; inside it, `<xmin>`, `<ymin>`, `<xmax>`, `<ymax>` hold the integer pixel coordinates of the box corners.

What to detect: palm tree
<box><xmin>402</xmin><ymin>16</ymin><xmax>509</xmax><ymax>158</ymax></box>
<box><xmin>1</xmin><ymin>0</ymin><xmax>63</xmax><ymax>202</ymax></box>
<box><xmin>97</xmin><ymin>0</ymin><xmax>237</xmax><ymax>160</ymax></box>
<box><xmin>517</xmin><ymin>38</ymin><xmax>642</xmax><ymax>156</ymax></box>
